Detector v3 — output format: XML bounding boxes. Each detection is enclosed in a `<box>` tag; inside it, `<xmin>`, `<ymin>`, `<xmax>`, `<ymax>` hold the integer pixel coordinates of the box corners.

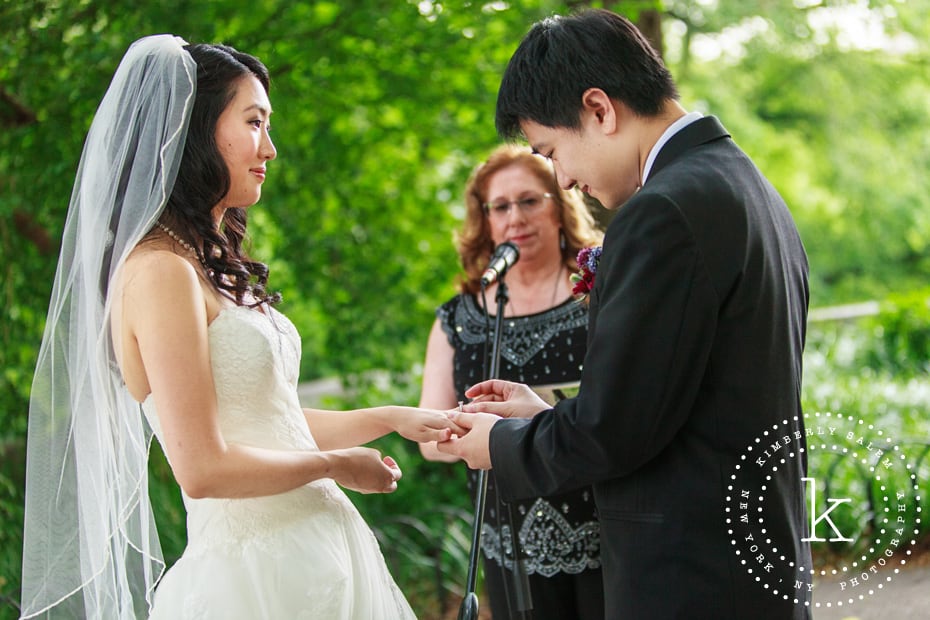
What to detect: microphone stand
<box><xmin>458</xmin><ymin>279</ymin><xmax>532</xmax><ymax>620</ymax></box>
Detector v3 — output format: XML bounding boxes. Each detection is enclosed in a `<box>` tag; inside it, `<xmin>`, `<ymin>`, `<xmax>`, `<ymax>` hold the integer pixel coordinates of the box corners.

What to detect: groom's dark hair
<box><xmin>495</xmin><ymin>8</ymin><xmax>678</xmax><ymax>140</ymax></box>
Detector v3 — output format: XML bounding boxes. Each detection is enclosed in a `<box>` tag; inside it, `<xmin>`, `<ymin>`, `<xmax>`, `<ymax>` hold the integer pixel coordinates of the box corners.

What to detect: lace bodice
<box><xmin>143</xmin><ymin>305</ymin><xmax>312</xmax><ymax>451</ymax></box>
<box><xmin>141</xmin><ymin>305</ymin><xmax>348</xmax><ymax>556</ymax></box>
<box><xmin>139</xmin><ymin>305</ymin><xmax>416</xmax><ymax>619</ymax></box>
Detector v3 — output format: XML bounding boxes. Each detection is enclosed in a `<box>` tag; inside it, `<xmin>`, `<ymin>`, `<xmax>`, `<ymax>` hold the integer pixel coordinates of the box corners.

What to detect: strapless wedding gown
<box><xmin>141</xmin><ymin>305</ymin><xmax>416</xmax><ymax>619</ymax></box>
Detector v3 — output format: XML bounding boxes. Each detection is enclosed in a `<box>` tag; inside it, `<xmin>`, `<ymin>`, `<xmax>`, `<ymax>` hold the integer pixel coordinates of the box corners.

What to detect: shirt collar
<box><xmin>641</xmin><ymin>111</ymin><xmax>704</xmax><ymax>185</ymax></box>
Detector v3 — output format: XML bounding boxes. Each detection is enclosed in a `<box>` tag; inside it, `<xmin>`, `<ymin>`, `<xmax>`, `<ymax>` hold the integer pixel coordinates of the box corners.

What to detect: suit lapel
<box><xmin>647</xmin><ymin>116</ymin><xmax>731</xmax><ymax>182</ymax></box>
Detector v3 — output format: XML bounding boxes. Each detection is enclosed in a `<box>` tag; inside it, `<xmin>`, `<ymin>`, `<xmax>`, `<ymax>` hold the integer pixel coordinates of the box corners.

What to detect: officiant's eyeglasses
<box><xmin>483</xmin><ymin>192</ymin><xmax>554</xmax><ymax>219</ymax></box>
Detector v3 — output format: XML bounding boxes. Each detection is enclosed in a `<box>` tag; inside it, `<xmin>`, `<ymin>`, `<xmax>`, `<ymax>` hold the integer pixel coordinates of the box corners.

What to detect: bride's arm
<box><xmin>304</xmin><ymin>405</ymin><xmax>465</xmax><ymax>450</ymax></box>
<box><xmin>302</xmin><ymin>405</ymin><xmax>462</xmax><ymax>451</ymax></box>
<box><xmin>300</xmin><ymin>318</ymin><xmax>464</xmax><ymax>451</ymax></box>
<box><xmin>120</xmin><ymin>252</ymin><xmax>399</xmax><ymax>498</ymax></box>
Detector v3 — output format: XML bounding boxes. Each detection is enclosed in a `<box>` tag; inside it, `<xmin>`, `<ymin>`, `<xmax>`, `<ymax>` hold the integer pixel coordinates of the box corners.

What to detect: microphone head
<box><xmin>496</xmin><ymin>240</ymin><xmax>520</xmax><ymax>262</ymax></box>
<box><xmin>480</xmin><ymin>241</ymin><xmax>521</xmax><ymax>286</ymax></box>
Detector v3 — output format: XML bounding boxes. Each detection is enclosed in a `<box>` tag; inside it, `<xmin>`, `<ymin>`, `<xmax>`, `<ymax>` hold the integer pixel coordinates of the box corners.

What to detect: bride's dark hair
<box><xmin>162</xmin><ymin>42</ymin><xmax>280</xmax><ymax>306</ymax></box>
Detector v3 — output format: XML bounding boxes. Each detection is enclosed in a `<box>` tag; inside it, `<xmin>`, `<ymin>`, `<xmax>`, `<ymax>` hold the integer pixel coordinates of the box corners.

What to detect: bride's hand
<box><xmin>391</xmin><ymin>407</ymin><xmax>467</xmax><ymax>443</ymax></box>
<box><xmin>329</xmin><ymin>447</ymin><xmax>402</xmax><ymax>494</ymax></box>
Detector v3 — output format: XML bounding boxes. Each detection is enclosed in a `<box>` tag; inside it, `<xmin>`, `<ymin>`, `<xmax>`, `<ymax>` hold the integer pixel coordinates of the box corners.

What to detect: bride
<box><xmin>20</xmin><ymin>35</ymin><xmax>459</xmax><ymax>619</ymax></box>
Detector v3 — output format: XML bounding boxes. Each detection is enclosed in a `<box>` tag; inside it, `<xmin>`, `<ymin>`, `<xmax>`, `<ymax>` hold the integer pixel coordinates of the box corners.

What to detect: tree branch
<box><xmin>0</xmin><ymin>89</ymin><xmax>37</xmax><ymax>127</ymax></box>
<box><xmin>12</xmin><ymin>211</ymin><xmax>54</xmax><ymax>255</ymax></box>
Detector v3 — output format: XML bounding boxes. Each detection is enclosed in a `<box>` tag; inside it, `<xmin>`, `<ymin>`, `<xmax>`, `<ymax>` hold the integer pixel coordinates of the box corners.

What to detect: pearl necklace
<box><xmin>155</xmin><ymin>221</ymin><xmax>207</xmax><ymax>269</ymax></box>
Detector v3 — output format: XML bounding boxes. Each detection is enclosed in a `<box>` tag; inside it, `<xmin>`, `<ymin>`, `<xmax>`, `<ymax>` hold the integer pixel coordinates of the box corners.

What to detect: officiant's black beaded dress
<box><xmin>436</xmin><ymin>294</ymin><xmax>604</xmax><ymax>619</ymax></box>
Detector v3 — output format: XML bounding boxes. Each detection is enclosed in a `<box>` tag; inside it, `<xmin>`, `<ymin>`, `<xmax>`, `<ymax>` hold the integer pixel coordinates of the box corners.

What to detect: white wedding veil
<box><xmin>20</xmin><ymin>35</ymin><xmax>196</xmax><ymax>619</ymax></box>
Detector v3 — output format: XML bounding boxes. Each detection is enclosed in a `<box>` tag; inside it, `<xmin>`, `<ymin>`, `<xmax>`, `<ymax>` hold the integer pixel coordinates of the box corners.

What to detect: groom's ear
<box><xmin>580</xmin><ymin>88</ymin><xmax>619</xmax><ymax>135</ymax></box>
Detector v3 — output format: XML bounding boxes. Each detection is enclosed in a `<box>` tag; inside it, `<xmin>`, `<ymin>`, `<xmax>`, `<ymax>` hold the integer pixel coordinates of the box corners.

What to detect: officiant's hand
<box><xmin>330</xmin><ymin>447</ymin><xmax>402</xmax><ymax>494</ymax></box>
<box><xmin>462</xmin><ymin>379</ymin><xmax>549</xmax><ymax>419</ymax></box>
<box><xmin>391</xmin><ymin>407</ymin><xmax>467</xmax><ymax>443</ymax></box>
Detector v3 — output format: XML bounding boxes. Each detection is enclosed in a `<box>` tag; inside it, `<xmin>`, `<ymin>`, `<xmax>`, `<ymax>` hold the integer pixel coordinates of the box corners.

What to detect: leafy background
<box><xmin>2</xmin><ymin>1</ymin><xmax>930</xmax><ymax>617</ymax></box>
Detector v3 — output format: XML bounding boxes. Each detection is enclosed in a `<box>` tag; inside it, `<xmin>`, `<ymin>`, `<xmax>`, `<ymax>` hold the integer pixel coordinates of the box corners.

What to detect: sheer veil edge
<box><xmin>20</xmin><ymin>34</ymin><xmax>196</xmax><ymax>619</ymax></box>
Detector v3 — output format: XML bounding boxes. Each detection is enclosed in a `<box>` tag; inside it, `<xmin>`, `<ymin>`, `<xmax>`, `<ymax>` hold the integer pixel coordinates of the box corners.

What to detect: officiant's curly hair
<box><xmin>155</xmin><ymin>43</ymin><xmax>280</xmax><ymax>307</ymax></box>
<box><xmin>495</xmin><ymin>8</ymin><xmax>679</xmax><ymax>140</ymax></box>
<box><xmin>456</xmin><ymin>144</ymin><xmax>603</xmax><ymax>295</ymax></box>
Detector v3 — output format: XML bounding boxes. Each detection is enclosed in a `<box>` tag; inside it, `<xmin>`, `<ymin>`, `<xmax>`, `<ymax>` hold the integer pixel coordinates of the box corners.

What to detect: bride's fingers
<box><xmin>448</xmin><ymin>411</ymin><xmax>482</xmax><ymax>429</ymax></box>
<box><xmin>437</xmin><ymin>426</ymin><xmax>467</xmax><ymax>441</ymax></box>
<box><xmin>434</xmin><ymin>414</ymin><xmax>467</xmax><ymax>434</ymax></box>
<box><xmin>442</xmin><ymin>418</ymin><xmax>468</xmax><ymax>435</ymax></box>
<box><xmin>411</xmin><ymin>418</ymin><xmax>464</xmax><ymax>440</ymax></box>
<box><xmin>409</xmin><ymin>412</ymin><xmax>465</xmax><ymax>438</ymax></box>
<box><xmin>383</xmin><ymin>455</ymin><xmax>402</xmax><ymax>480</ymax></box>
<box><xmin>423</xmin><ymin>411</ymin><xmax>467</xmax><ymax>435</ymax></box>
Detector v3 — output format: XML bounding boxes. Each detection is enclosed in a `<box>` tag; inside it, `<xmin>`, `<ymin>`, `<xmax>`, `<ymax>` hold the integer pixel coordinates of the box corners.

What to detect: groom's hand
<box><xmin>436</xmin><ymin>411</ymin><xmax>498</xmax><ymax>469</ymax></box>
<box><xmin>463</xmin><ymin>379</ymin><xmax>549</xmax><ymax>419</ymax></box>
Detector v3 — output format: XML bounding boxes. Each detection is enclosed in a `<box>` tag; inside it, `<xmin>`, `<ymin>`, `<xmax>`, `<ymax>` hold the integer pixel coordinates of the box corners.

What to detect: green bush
<box><xmin>0</xmin><ymin>439</ymin><xmax>25</xmax><ymax>620</ymax></box>
<box><xmin>861</xmin><ymin>288</ymin><xmax>930</xmax><ymax>375</ymax></box>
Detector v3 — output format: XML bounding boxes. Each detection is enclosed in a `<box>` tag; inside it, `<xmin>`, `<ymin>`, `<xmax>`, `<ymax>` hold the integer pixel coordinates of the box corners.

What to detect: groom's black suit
<box><xmin>489</xmin><ymin>117</ymin><xmax>812</xmax><ymax>619</ymax></box>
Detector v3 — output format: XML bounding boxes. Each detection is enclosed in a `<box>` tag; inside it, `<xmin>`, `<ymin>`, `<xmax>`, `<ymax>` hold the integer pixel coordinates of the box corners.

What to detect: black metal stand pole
<box><xmin>458</xmin><ymin>281</ymin><xmax>531</xmax><ymax>619</ymax></box>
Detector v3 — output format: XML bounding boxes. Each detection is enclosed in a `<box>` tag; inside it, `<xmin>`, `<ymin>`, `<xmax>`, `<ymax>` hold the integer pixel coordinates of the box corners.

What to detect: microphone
<box><xmin>480</xmin><ymin>241</ymin><xmax>520</xmax><ymax>286</ymax></box>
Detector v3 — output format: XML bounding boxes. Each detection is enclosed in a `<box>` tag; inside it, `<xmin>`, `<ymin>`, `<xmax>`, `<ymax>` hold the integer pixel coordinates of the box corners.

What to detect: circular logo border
<box><xmin>724</xmin><ymin>411</ymin><xmax>923</xmax><ymax>610</ymax></box>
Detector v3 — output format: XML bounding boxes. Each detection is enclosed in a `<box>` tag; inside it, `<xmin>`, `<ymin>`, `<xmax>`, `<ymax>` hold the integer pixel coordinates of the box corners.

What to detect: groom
<box><xmin>438</xmin><ymin>9</ymin><xmax>813</xmax><ymax>619</ymax></box>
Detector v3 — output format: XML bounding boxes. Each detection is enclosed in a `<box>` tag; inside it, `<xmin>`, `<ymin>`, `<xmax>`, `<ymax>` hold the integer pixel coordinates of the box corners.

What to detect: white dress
<box><xmin>142</xmin><ymin>305</ymin><xmax>416</xmax><ymax>619</ymax></box>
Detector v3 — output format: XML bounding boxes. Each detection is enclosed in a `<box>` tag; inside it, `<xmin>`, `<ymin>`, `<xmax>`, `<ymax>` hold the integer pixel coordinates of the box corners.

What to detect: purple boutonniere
<box><xmin>571</xmin><ymin>246</ymin><xmax>602</xmax><ymax>300</ymax></box>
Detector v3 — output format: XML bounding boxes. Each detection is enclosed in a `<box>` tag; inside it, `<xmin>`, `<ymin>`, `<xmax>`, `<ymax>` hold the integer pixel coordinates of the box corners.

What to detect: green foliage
<box><xmin>3</xmin><ymin>1</ymin><xmax>930</xmax><ymax>617</ymax></box>
<box><xmin>0</xmin><ymin>3</ymin><xmax>593</xmax><ymax>615</ymax></box>
<box><xmin>666</xmin><ymin>0</ymin><xmax>930</xmax><ymax>307</ymax></box>
<box><xmin>862</xmin><ymin>288</ymin><xmax>930</xmax><ymax>376</ymax></box>
<box><xmin>0</xmin><ymin>440</ymin><xmax>25</xmax><ymax>616</ymax></box>
<box><xmin>803</xmin><ymin>315</ymin><xmax>930</xmax><ymax>569</ymax></box>
<box><xmin>148</xmin><ymin>443</ymin><xmax>188</xmax><ymax>567</ymax></box>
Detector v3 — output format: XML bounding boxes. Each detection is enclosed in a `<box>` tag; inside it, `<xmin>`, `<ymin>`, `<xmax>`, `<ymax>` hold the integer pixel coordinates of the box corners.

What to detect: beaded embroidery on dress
<box><xmin>141</xmin><ymin>305</ymin><xmax>415</xmax><ymax>619</ymax></box>
<box><xmin>481</xmin><ymin>497</ymin><xmax>601</xmax><ymax>577</ymax></box>
<box><xmin>448</xmin><ymin>294</ymin><xmax>588</xmax><ymax>367</ymax></box>
<box><xmin>437</xmin><ymin>295</ymin><xmax>601</xmax><ymax>579</ymax></box>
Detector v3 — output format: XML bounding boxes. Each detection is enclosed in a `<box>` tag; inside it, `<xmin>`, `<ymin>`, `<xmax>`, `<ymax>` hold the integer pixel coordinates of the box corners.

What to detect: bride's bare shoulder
<box><xmin>119</xmin><ymin>245</ymin><xmax>203</xmax><ymax>301</ymax></box>
<box><xmin>125</xmin><ymin>242</ymin><xmax>194</xmax><ymax>267</ymax></box>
